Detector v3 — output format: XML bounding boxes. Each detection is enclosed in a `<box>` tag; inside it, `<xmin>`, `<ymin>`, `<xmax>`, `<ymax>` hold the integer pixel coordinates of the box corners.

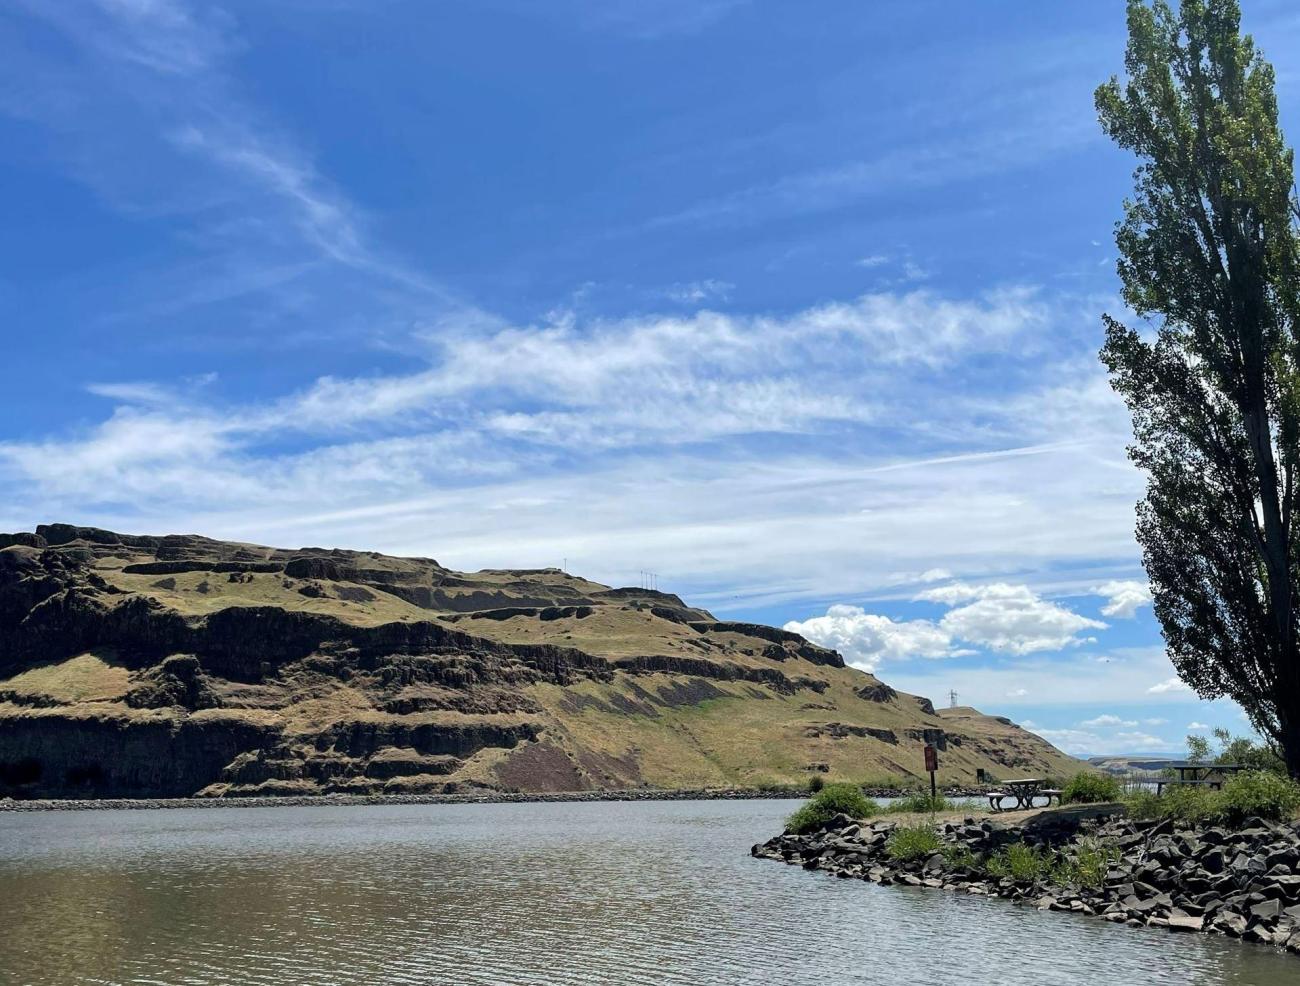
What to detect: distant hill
<box><xmin>1087</xmin><ymin>755</ymin><xmax>1182</xmax><ymax>774</ymax></box>
<box><xmin>0</xmin><ymin>524</ymin><xmax>1079</xmax><ymax>798</ymax></box>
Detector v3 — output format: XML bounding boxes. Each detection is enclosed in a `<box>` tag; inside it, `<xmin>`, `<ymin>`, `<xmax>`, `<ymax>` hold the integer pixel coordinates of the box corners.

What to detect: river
<box><xmin>1</xmin><ymin>799</ymin><xmax>1296</xmax><ymax>985</ymax></box>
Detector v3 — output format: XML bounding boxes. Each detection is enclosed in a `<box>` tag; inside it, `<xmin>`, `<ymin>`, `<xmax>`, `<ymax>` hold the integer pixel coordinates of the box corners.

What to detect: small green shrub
<box><xmin>1121</xmin><ymin>789</ymin><xmax>1162</xmax><ymax>820</ymax></box>
<box><xmin>886</xmin><ymin>824</ymin><xmax>942</xmax><ymax>862</ymax></box>
<box><xmin>784</xmin><ymin>782</ymin><xmax>880</xmax><ymax>834</ymax></box>
<box><xmin>807</xmin><ymin>774</ymin><xmax>825</xmax><ymax>794</ymax></box>
<box><xmin>1218</xmin><ymin>770</ymin><xmax>1300</xmax><ymax>823</ymax></box>
<box><xmin>1160</xmin><ymin>784</ymin><xmax>1221</xmax><ymax>824</ymax></box>
<box><xmin>888</xmin><ymin>791</ymin><xmax>955</xmax><ymax>814</ymax></box>
<box><xmin>985</xmin><ymin>842</ymin><xmax>1051</xmax><ymax>882</ymax></box>
<box><xmin>1061</xmin><ymin>771</ymin><xmax>1122</xmax><ymax>804</ymax></box>
<box><xmin>1055</xmin><ymin>837</ymin><xmax>1120</xmax><ymax>888</ymax></box>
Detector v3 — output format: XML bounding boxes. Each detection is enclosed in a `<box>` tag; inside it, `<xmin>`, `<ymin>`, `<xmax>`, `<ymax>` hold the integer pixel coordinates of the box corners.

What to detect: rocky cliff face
<box><xmin>0</xmin><ymin>525</ymin><xmax>1079</xmax><ymax>798</ymax></box>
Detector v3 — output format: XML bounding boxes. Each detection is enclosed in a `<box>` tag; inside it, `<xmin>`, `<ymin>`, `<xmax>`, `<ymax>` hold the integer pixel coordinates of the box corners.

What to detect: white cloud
<box><xmin>1029</xmin><ymin>727</ymin><xmax>1104</xmax><ymax>753</ymax></box>
<box><xmin>1115</xmin><ymin>731</ymin><xmax>1175</xmax><ymax>750</ymax></box>
<box><xmin>1080</xmin><ymin>714</ymin><xmax>1137</xmax><ymax>728</ymax></box>
<box><xmin>1006</xmin><ymin>688</ymin><xmax>1028</xmax><ymax>697</ymax></box>
<box><xmin>1094</xmin><ymin>579</ymin><xmax>1153</xmax><ymax>618</ymax></box>
<box><xmin>917</xmin><ymin>582</ymin><xmax>1107</xmax><ymax>655</ymax></box>
<box><xmin>917</xmin><ymin>568</ymin><xmax>953</xmax><ymax>583</ymax></box>
<box><xmin>1143</xmin><ymin>718</ymin><xmax>1168</xmax><ymax>726</ymax></box>
<box><xmin>1</xmin><ymin>286</ymin><xmax>1149</xmax><ymax>609</ymax></box>
<box><xmin>789</xmin><ymin>579</ymin><xmax>1110</xmax><ymax>671</ymax></box>
<box><xmin>1187</xmin><ymin>721</ymin><xmax>1210</xmax><ymax>731</ymax></box>
<box><xmin>783</xmin><ymin>604</ymin><xmax>958</xmax><ymax>672</ymax></box>
<box><xmin>665</xmin><ymin>279</ymin><xmax>734</xmax><ymax>304</ymax></box>
<box><xmin>1031</xmin><ymin>726</ymin><xmax>1177</xmax><ymax>756</ymax></box>
<box><xmin>1148</xmin><ymin>677</ymin><xmax>1192</xmax><ymax>695</ymax></box>
<box><xmin>901</xmin><ymin>260</ymin><xmax>929</xmax><ymax>283</ymax></box>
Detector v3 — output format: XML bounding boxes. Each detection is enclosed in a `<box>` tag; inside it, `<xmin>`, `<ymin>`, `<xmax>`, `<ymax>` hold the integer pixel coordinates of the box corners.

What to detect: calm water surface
<box><xmin>1</xmin><ymin>799</ymin><xmax>1297</xmax><ymax>985</ymax></box>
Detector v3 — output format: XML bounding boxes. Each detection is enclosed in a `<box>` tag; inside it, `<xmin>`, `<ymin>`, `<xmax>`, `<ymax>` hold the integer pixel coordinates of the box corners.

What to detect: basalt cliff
<box><xmin>0</xmin><ymin>524</ymin><xmax>1078</xmax><ymax>799</ymax></box>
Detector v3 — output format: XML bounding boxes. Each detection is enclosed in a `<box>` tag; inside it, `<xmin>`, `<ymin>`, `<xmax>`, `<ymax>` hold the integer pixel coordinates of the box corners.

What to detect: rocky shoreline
<box><xmin>752</xmin><ymin>807</ymin><xmax>1300</xmax><ymax>955</ymax></box>
<box><xmin>0</xmin><ymin>784</ymin><xmax>989</xmax><ymax>812</ymax></box>
<box><xmin>0</xmin><ymin>787</ymin><xmax>795</xmax><ymax>812</ymax></box>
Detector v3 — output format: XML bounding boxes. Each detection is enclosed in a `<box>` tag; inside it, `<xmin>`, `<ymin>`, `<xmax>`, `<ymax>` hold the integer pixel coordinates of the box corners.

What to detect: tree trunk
<box><xmin>1280</xmin><ymin>712</ymin><xmax>1300</xmax><ymax>780</ymax></box>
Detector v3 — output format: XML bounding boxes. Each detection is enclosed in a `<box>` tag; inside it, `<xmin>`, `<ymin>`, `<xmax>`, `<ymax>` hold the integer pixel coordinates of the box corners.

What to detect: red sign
<box><xmin>924</xmin><ymin>745</ymin><xmax>938</xmax><ymax>773</ymax></box>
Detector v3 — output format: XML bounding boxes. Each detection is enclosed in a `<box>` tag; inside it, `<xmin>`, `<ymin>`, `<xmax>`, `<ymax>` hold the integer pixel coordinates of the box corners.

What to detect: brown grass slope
<box><xmin>0</xmin><ymin>524</ymin><xmax>1078</xmax><ymax>798</ymax></box>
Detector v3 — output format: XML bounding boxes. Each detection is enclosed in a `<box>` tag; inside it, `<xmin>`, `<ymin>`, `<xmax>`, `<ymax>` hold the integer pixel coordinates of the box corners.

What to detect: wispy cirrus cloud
<box><xmin>2</xmin><ymin>0</ymin><xmax>458</xmax><ymax>330</ymax></box>
<box><xmin>0</xmin><ymin>280</ymin><xmax>1142</xmax><ymax>598</ymax></box>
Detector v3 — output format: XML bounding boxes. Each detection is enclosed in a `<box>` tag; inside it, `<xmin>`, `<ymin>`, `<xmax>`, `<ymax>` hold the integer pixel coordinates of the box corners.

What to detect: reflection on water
<box><xmin>1</xmin><ymin>800</ymin><xmax>1297</xmax><ymax>985</ymax></box>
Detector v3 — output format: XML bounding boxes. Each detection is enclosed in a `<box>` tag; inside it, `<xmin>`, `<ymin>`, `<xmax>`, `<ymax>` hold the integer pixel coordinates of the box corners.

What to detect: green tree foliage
<box><xmin>1096</xmin><ymin>0</ymin><xmax>1300</xmax><ymax>774</ymax></box>
<box><xmin>1186</xmin><ymin>734</ymin><xmax>1212</xmax><ymax>764</ymax></box>
<box><xmin>1186</xmin><ymin>726</ymin><xmax>1286</xmax><ymax>770</ymax></box>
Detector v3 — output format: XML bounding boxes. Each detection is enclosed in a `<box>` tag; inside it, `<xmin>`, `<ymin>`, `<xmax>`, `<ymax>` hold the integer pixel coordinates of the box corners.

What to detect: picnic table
<box><xmin>1155</xmin><ymin>762</ymin><xmax>1245</xmax><ymax>795</ymax></box>
<box><xmin>986</xmin><ymin>778</ymin><xmax>1062</xmax><ymax>812</ymax></box>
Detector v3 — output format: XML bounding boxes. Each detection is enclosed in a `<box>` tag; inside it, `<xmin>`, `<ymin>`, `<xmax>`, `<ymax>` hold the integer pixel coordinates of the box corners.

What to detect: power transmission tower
<box><xmin>948</xmin><ymin>689</ymin><xmax>959</xmax><ymax>709</ymax></box>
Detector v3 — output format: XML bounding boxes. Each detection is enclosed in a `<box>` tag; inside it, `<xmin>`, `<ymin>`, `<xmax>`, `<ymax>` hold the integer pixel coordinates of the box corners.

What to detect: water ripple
<box><xmin>0</xmin><ymin>801</ymin><xmax>1296</xmax><ymax>985</ymax></box>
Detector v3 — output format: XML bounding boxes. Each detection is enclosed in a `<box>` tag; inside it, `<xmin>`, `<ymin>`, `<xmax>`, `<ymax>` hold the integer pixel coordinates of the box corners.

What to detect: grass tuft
<box><xmin>886</xmin><ymin>824</ymin><xmax>942</xmax><ymax>862</ymax></box>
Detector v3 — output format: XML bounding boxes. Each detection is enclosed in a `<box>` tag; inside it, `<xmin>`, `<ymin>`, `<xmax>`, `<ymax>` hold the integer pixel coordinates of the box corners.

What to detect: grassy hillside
<box><xmin>0</xmin><ymin>524</ymin><xmax>1078</xmax><ymax>797</ymax></box>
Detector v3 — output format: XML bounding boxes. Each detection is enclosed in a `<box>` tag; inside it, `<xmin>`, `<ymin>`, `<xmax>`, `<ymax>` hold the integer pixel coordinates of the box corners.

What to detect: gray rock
<box><xmin>1168</xmin><ymin>911</ymin><xmax>1204</xmax><ymax>933</ymax></box>
<box><xmin>1250</xmin><ymin>898</ymin><xmax>1281</xmax><ymax>922</ymax></box>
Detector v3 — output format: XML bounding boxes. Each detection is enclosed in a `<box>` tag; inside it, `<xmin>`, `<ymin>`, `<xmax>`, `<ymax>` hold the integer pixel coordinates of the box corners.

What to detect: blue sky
<box><xmin>4</xmin><ymin>0</ymin><xmax>1299</xmax><ymax>757</ymax></box>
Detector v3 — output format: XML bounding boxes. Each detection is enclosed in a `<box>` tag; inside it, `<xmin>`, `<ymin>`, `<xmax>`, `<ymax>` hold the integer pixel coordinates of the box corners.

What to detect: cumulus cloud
<box><xmin>918</xmin><ymin>582</ymin><xmax>1107</xmax><ymax>655</ymax></box>
<box><xmin>1148</xmin><ymin>677</ymin><xmax>1192</xmax><ymax>695</ymax></box>
<box><xmin>1094</xmin><ymin>579</ymin><xmax>1153</xmax><ymax>618</ymax></box>
<box><xmin>1081</xmin><ymin>714</ymin><xmax>1137</xmax><ymax>728</ymax></box>
<box><xmin>917</xmin><ymin>568</ymin><xmax>953</xmax><ymax>583</ymax></box>
<box><xmin>788</xmin><ymin>580</ymin><xmax>1109</xmax><ymax>670</ymax></box>
<box><xmin>1187</xmin><ymin>721</ymin><xmax>1210</xmax><ymax>731</ymax></box>
<box><xmin>783</xmin><ymin>604</ymin><xmax>959</xmax><ymax>672</ymax></box>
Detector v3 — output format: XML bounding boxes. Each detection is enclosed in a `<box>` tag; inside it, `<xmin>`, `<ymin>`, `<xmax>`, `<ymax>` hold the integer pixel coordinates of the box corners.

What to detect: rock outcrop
<box><xmin>0</xmin><ymin>524</ymin><xmax>1078</xmax><ymax>799</ymax></box>
<box><xmin>753</xmin><ymin>808</ymin><xmax>1300</xmax><ymax>955</ymax></box>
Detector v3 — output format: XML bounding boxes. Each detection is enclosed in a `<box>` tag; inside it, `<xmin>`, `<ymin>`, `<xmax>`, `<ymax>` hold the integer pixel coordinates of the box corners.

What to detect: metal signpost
<box><xmin>924</xmin><ymin>744</ymin><xmax>938</xmax><ymax>799</ymax></box>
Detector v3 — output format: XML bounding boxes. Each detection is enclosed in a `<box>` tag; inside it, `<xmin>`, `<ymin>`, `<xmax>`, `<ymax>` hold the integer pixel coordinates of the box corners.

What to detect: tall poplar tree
<box><xmin>1096</xmin><ymin>0</ymin><xmax>1300</xmax><ymax>773</ymax></box>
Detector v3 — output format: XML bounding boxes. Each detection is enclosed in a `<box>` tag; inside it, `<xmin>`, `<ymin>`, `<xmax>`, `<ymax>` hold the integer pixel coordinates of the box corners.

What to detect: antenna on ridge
<box><xmin>948</xmin><ymin>689</ymin><xmax>959</xmax><ymax>709</ymax></box>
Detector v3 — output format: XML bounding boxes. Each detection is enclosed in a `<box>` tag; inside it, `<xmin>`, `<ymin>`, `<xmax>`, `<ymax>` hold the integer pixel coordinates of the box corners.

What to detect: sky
<box><xmin>4</xmin><ymin>0</ymin><xmax>1299</xmax><ymax>758</ymax></box>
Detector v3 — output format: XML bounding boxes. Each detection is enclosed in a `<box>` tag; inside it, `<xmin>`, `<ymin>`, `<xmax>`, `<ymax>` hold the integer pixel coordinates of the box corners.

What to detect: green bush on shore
<box><xmin>1121</xmin><ymin>770</ymin><xmax>1300</xmax><ymax>824</ymax></box>
<box><xmin>785</xmin><ymin>783</ymin><xmax>880</xmax><ymax>834</ymax></box>
<box><xmin>886</xmin><ymin>824</ymin><xmax>942</xmax><ymax>862</ymax></box>
<box><xmin>1059</xmin><ymin>836</ymin><xmax>1121</xmax><ymax>888</ymax></box>
<box><xmin>1219</xmin><ymin>770</ymin><xmax>1300</xmax><ymax>822</ymax></box>
<box><xmin>984</xmin><ymin>842</ymin><xmax>1052</xmax><ymax>882</ymax></box>
<box><xmin>1060</xmin><ymin>772</ymin><xmax>1122</xmax><ymax>805</ymax></box>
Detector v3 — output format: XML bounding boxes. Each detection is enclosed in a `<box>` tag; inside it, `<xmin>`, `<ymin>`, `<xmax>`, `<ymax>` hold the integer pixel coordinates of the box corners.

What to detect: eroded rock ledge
<box><xmin>752</xmin><ymin>809</ymin><xmax>1300</xmax><ymax>955</ymax></box>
